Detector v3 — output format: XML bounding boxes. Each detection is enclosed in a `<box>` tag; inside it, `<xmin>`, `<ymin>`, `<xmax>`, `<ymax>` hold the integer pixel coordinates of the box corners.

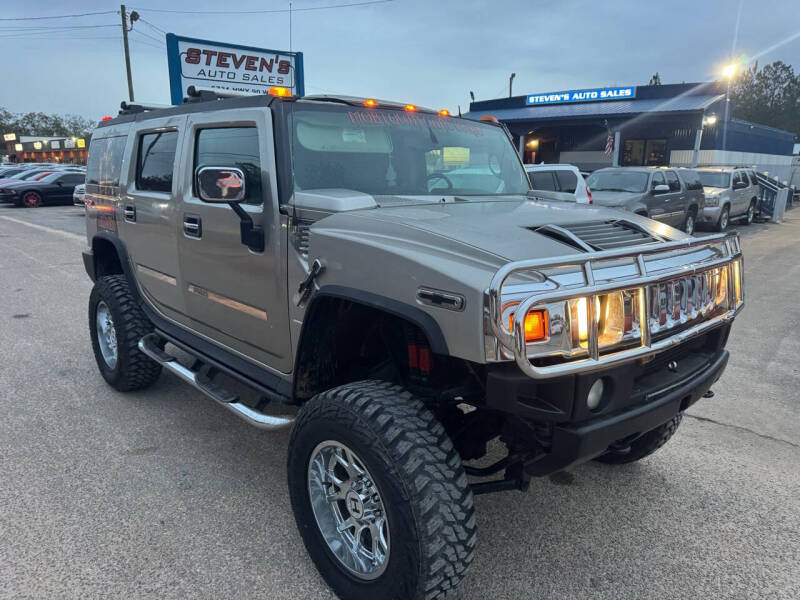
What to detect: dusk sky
<box><xmin>0</xmin><ymin>0</ymin><xmax>798</xmax><ymax>120</ymax></box>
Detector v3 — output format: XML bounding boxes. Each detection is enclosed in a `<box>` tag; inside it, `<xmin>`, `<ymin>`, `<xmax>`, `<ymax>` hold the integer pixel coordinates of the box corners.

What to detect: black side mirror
<box><xmin>194</xmin><ymin>165</ymin><xmax>264</xmax><ymax>252</ymax></box>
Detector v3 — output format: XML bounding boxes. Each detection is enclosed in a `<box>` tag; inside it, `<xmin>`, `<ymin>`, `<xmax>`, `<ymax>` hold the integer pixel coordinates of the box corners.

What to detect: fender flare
<box><xmin>301</xmin><ymin>285</ymin><xmax>450</xmax><ymax>356</ymax></box>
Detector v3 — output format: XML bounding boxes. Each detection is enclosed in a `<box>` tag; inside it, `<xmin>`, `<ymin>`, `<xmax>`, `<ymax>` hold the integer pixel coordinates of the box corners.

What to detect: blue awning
<box><xmin>464</xmin><ymin>94</ymin><xmax>724</xmax><ymax>122</ymax></box>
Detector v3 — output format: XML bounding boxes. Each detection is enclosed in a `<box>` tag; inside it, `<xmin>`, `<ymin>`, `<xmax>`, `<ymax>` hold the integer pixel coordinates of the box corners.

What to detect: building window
<box><xmin>623</xmin><ymin>139</ymin><xmax>667</xmax><ymax>166</ymax></box>
<box><xmin>136</xmin><ymin>131</ymin><xmax>178</xmax><ymax>193</ymax></box>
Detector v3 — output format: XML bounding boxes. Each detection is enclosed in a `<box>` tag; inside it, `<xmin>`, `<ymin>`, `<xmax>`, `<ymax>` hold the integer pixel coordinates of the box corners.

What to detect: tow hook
<box><xmin>294</xmin><ymin>258</ymin><xmax>325</xmax><ymax>307</ymax></box>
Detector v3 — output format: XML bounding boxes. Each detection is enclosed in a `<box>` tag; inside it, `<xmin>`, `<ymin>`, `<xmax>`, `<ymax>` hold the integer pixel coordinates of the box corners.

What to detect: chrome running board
<box><xmin>138</xmin><ymin>333</ymin><xmax>295</xmax><ymax>430</ymax></box>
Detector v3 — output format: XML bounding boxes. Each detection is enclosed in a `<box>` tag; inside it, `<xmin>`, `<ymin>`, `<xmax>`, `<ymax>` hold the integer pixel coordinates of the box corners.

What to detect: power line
<box><xmin>0</xmin><ymin>10</ymin><xmax>117</xmax><ymax>21</ymax></box>
<box><xmin>0</xmin><ymin>24</ymin><xmax>118</xmax><ymax>31</ymax></box>
<box><xmin>132</xmin><ymin>28</ymin><xmax>164</xmax><ymax>45</ymax></box>
<box><xmin>137</xmin><ymin>16</ymin><xmax>166</xmax><ymax>34</ymax></box>
<box><xmin>133</xmin><ymin>0</ymin><xmax>393</xmax><ymax>15</ymax></box>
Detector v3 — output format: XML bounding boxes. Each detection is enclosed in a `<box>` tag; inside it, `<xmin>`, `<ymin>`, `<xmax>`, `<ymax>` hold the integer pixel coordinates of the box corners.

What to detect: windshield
<box><xmin>697</xmin><ymin>171</ymin><xmax>731</xmax><ymax>188</ymax></box>
<box><xmin>287</xmin><ymin>104</ymin><xmax>530</xmax><ymax>200</ymax></box>
<box><xmin>586</xmin><ymin>170</ymin><xmax>649</xmax><ymax>193</ymax></box>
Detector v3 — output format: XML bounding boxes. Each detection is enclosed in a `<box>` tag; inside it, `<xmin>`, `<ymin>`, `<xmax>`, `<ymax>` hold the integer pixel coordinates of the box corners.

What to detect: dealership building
<box><xmin>466</xmin><ymin>82</ymin><xmax>796</xmax><ymax>180</ymax></box>
<box><xmin>1</xmin><ymin>134</ymin><xmax>89</xmax><ymax>164</ymax></box>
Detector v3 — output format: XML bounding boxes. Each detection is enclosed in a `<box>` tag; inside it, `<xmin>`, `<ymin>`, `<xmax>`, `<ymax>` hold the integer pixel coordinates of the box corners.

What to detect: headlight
<box><xmin>506</xmin><ymin>262</ymin><xmax>744</xmax><ymax>359</ymax></box>
<box><xmin>705</xmin><ymin>194</ymin><xmax>727</xmax><ymax>207</ymax></box>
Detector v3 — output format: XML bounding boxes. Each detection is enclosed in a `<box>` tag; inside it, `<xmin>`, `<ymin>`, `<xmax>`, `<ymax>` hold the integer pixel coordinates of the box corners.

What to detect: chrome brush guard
<box><xmin>487</xmin><ymin>232</ymin><xmax>744</xmax><ymax>379</ymax></box>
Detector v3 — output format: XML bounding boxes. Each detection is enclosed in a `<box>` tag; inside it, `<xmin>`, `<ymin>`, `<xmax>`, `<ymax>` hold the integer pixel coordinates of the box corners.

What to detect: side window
<box><xmin>749</xmin><ymin>170</ymin><xmax>758</xmax><ymax>185</ymax></box>
<box><xmin>194</xmin><ymin>127</ymin><xmax>262</xmax><ymax>205</ymax></box>
<box><xmin>136</xmin><ymin>130</ymin><xmax>178</xmax><ymax>193</ymax></box>
<box><xmin>665</xmin><ymin>171</ymin><xmax>681</xmax><ymax>191</ymax></box>
<box><xmin>531</xmin><ymin>171</ymin><xmax>557</xmax><ymax>191</ymax></box>
<box><xmin>555</xmin><ymin>170</ymin><xmax>578</xmax><ymax>193</ymax></box>
<box><xmin>86</xmin><ymin>135</ymin><xmax>126</xmax><ymax>187</ymax></box>
<box><xmin>60</xmin><ymin>173</ymin><xmax>86</xmax><ymax>184</ymax></box>
<box><xmin>684</xmin><ymin>171</ymin><xmax>702</xmax><ymax>191</ymax></box>
<box><xmin>732</xmin><ymin>171</ymin><xmax>742</xmax><ymax>187</ymax></box>
<box><xmin>651</xmin><ymin>171</ymin><xmax>665</xmax><ymax>188</ymax></box>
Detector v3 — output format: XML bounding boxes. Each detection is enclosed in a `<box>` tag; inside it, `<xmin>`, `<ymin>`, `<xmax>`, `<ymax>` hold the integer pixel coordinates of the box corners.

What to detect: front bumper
<box><xmin>485</xmin><ymin>325</ymin><xmax>730</xmax><ymax>475</ymax></box>
<box><xmin>701</xmin><ymin>203</ymin><xmax>724</xmax><ymax>223</ymax></box>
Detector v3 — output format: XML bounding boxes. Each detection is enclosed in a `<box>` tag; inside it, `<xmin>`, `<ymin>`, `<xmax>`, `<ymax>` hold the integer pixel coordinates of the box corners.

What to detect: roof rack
<box><xmin>184</xmin><ymin>85</ymin><xmax>255</xmax><ymax>103</ymax></box>
<box><xmin>119</xmin><ymin>100</ymin><xmax>173</xmax><ymax>115</ymax></box>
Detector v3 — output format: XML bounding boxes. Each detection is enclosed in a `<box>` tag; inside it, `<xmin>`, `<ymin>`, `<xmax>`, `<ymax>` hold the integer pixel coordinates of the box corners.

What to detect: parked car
<box><xmin>73</xmin><ymin>183</ymin><xmax>86</xmax><ymax>206</ymax></box>
<box><xmin>80</xmin><ymin>91</ymin><xmax>744</xmax><ymax>600</ymax></box>
<box><xmin>695</xmin><ymin>167</ymin><xmax>759</xmax><ymax>230</ymax></box>
<box><xmin>585</xmin><ymin>166</ymin><xmax>704</xmax><ymax>233</ymax></box>
<box><xmin>0</xmin><ymin>168</ymin><xmax>57</xmax><ymax>187</ymax></box>
<box><xmin>0</xmin><ymin>171</ymin><xmax>86</xmax><ymax>207</ymax></box>
<box><xmin>525</xmin><ymin>163</ymin><xmax>592</xmax><ymax>203</ymax></box>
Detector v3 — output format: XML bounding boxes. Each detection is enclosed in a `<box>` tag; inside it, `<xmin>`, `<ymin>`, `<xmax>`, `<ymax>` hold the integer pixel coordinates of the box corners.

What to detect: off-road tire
<box><xmin>89</xmin><ymin>274</ymin><xmax>161</xmax><ymax>392</ymax></box>
<box><xmin>595</xmin><ymin>413</ymin><xmax>683</xmax><ymax>465</ymax></box>
<box><xmin>288</xmin><ymin>380</ymin><xmax>476</xmax><ymax>600</ymax></box>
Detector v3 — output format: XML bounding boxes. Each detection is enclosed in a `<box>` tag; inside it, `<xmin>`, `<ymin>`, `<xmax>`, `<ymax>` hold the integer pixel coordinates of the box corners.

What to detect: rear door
<box><xmin>731</xmin><ymin>170</ymin><xmax>747</xmax><ymax>215</ymax></box>
<box><xmin>176</xmin><ymin>108</ymin><xmax>292</xmax><ymax>373</ymax></box>
<box><xmin>120</xmin><ymin>117</ymin><xmax>186</xmax><ymax>320</ymax></box>
<box><xmin>664</xmin><ymin>170</ymin><xmax>685</xmax><ymax>226</ymax></box>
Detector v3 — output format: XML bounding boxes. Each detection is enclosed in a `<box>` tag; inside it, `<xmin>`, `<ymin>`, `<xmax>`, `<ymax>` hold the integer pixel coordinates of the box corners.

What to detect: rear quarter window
<box><xmin>555</xmin><ymin>170</ymin><xmax>578</xmax><ymax>193</ymax></box>
<box><xmin>530</xmin><ymin>171</ymin><xmax>557</xmax><ymax>191</ymax></box>
<box><xmin>86</xmin><ymin>135</ymin><xmax>126</xmax><ymax>188</ymax></box>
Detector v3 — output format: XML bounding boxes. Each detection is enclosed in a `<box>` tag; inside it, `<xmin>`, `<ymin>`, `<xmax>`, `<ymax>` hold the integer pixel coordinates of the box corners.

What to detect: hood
<box><xmin>703</xmin><ymin>186</ymin><xmax>728</xmax><ymax>196</ymax></box>
<box><xmin>586</xmin><ymin>190</ymin><xmax>643</xmax><ymax>206</ymax></box>
<box><xmin>321</xmin><ymin>196</ymin><xmax>679</xmax><ymax>263</ymax></box>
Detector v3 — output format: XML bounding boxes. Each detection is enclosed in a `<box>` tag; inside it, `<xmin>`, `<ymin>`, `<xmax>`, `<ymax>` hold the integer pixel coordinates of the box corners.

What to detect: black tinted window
<box><xmin>137</xmin><ymin>131</ymin><xmax>178</xmax><ymax>193</ymax></box>
<box><xmin>665</xmin><ymin>171</ymin><xmax>681</xmax><ymax>191</ymax></box>
<box><xmin>651</xmin><ymin>171</ymin><xmax>665</xmax><ymax>187</ymax></box>
<box><xmin>194</xmin><ymin>127</ymin><xmax>262</xmax><ymax>205</ymax></box>
<box><xmin>58</xmin><ymin>173</ymin><xmax>85</xmax><ymax>184</ymax></box>
<box><xmin>86</xmin><ymin>136</ymin><xmax>126</xmax><ymax>187</ymax></box>
<box><xmin>531</xmin><ymin>171</ymin><xmax>557</xmax><ymax>191</ymax></box>
<box><xmin>679</xmin><ymin>170</ymin><xmax>703</xmax><ymax>190</ymax></box>
<box><xmin>555</xmin><ymin>170</ymin><xmax>578</xmax><ymax>193</ymax></box>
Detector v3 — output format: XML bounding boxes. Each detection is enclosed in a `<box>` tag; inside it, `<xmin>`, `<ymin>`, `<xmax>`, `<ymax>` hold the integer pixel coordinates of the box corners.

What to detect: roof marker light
<box><xmin>364</xmin><ymin>98</ymin><xmax>378</xmax><ymax>108</ymax></box>
<box><xmin>268</xmin><ymin>86</ymin><xmax>292</xmax><ymax>97</ymax></box>
<box><xmin>101</xmin><ymin>116</ymin><xmax>113</xmax><ymax>121</ymax></box>
<box><xmin>480</xmin><ymin>115</ymin><xmax>499</xmax><ymax>123</ymax></box>
<box><xmin>438</xmin><ymin>109</ymin><xmax>450</xmax><ymax>117</ymax></box>
<box><xmin>404</xmin><ymin>104</ymin><xmax>418</xmax><ymax>112</ymax></box>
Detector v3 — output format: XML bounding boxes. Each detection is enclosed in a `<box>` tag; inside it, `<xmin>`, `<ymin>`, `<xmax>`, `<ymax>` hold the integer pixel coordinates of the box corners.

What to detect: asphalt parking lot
<box><xmin>1</xmin><ymin>203</ymin><xmax>798</xmax><ymax>599</ymax></box>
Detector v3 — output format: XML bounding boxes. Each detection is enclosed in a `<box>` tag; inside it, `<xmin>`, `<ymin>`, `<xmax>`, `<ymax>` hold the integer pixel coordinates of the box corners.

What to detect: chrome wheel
<box><xmin>307</xmin><ymin>440</ymin><xmax>390</xmax><ymax>580</ymax></box>
<box><xmin>746</xmin><ymin>203</ymin><xmax>755</xmax><ymax>224</ymax></box>
<box><xmin>684</xmin><ymin>213</ymin><xmax>695</xmax><ymax>235</ymax></box>
<box><xmin>95</xmin><ymin>301</ymin><xmax>118</xmax><ymax>369</ymax></box>
<box><xmin>719</xmin><ymin>208</ymin><xmax>729</xmax><ymax>230</ymax></box>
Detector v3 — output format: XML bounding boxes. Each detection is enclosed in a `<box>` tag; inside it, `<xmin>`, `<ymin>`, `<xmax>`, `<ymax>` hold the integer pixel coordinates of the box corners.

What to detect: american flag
<box><xmin>604</xmin><ymin>132</ymin><xmax>614</xmax><ymax>157</ymax></box>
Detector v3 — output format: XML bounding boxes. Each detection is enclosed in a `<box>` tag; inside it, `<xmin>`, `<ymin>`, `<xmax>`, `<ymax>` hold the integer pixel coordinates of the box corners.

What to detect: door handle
<box><xmin>184</xmin><ymin>214</ymin><xmax>202</xmax><ymax>238</ymax></box>
<box><xmin>124</xmin><ymin>204</ymin><xmax>136</xmax><ymax>223</ymax></box>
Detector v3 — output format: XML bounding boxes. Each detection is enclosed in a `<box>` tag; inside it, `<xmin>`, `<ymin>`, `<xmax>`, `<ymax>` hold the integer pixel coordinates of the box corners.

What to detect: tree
<box><xmin>648</xmin><ymin>72</ymin><xmax>662</xmax><ymax>86</ymax></box>
<box><xmin>0</xmin><ymin>107</ymin><xmax>95</xmax><ymax>138</ymax></box>
<box><xmin>729</xmin><ymin>60</ymin><xmax>800</xmax><ymax>136</ymax></box>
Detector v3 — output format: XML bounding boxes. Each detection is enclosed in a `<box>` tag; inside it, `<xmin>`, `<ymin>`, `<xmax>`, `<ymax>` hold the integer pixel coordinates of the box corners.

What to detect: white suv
<box><xmin>525</xmin><ymin>163</ymin><xmax>592</xmax><ymax>203</ymax></box>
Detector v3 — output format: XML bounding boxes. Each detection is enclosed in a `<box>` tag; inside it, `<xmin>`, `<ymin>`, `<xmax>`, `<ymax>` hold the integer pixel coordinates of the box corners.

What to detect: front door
<box><xmin>176</xmin><ymin>108</ymin><xmax>291</xmax><ymax>373</ymax></box>
<box><xmin>663</xmin><ymin>170</ymin><xmax>686</xmax><ymax>226</ymax></box>
<box><xmin>647</xmin><ymin>171</ymin><xmax>670</xmax><ymax>221</ymax></box>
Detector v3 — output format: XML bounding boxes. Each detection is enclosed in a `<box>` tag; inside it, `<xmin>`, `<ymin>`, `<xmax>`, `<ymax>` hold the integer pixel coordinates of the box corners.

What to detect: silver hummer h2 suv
<box><xmin>81</xmin><ymin>89</ymin><xmax>744</xmax><ymax>600</ymax></box>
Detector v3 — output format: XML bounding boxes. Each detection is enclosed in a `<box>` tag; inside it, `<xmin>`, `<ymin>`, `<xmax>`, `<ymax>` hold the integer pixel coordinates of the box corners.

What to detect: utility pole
<box><xmin>120</xmin><ymin>4</ymin><xmax>134</xmax><ymax>102</ymax></box>
<box><xmin>509</xmin><ymin>72</ymin><xmax>516</xmax><ymax>97</ymax></box>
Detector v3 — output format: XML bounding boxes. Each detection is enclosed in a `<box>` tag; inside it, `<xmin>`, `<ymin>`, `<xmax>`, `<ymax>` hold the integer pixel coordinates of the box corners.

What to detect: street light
<box><xmin>721</xmin><ymin>63</ymin><xmax>737</xmax><ymax>79</ymax></box>
<box><xmin>703</xmin><ymin>114</ymin><xmax>717</xmax><ymax>126</ymax></box>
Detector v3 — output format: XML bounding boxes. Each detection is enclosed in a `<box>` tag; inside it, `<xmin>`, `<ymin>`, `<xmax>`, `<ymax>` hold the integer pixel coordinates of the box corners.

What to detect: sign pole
<box><xmin>121</xmin><ymin>4</ymin><xmax>134</xmax><ymax>102</ymax></box>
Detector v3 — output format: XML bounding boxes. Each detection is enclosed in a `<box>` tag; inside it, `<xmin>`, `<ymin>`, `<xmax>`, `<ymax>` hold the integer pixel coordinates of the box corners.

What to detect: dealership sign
<box><xmin>525</xmin><ymin>86</ymin><xmax>636</xmax><ymax>106</ymax></box>
<box><xmin>166</xmin><ymin>33</ymin><xmax>304</xmax><ymax>105</ymax></box>
<box><xmin>3</xmin><ymin>133</ymin><xmax>16</xmax><ymax>142</ymax></box>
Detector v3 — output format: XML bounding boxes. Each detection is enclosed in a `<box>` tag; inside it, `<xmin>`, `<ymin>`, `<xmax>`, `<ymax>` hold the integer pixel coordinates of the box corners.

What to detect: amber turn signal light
<box><xmin>364</xmin><ymin>98</ymin><xmax>378</xmax><ymax>108</ymax></box>
<box><xmin>404</xmin><ymin>104</ymin><xmax>418</xmax><ymax>112</ymax></box>
<box><xmin>508</xmin><ymin>308</ymin><xmax>548</xmax><ymax>342</ymax></box>
<box><xmin>268</xmin><ymin>86</ymin><xmax>292</xmax><ymax>97</ymax></box>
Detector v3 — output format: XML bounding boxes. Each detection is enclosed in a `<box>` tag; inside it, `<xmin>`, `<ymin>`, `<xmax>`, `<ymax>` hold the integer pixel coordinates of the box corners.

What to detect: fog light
<box><xmin>587</xmin><ymin>378</ymin><xmax>605</xmax><ymax>410</ymax></box>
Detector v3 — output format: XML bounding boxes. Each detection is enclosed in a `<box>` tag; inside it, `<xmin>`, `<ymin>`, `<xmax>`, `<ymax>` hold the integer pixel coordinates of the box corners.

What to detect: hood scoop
<box><xmin>531</xmin><ymin>220</ymin><xmax>662</xmax><ymax>252</ymax></box>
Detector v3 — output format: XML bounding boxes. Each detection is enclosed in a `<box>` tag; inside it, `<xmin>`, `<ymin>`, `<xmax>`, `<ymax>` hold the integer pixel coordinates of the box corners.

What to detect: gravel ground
<box><xmin>0</xmin><ymin>204</ymin><xmax>797</xmax><ymax>599</ymax></box>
